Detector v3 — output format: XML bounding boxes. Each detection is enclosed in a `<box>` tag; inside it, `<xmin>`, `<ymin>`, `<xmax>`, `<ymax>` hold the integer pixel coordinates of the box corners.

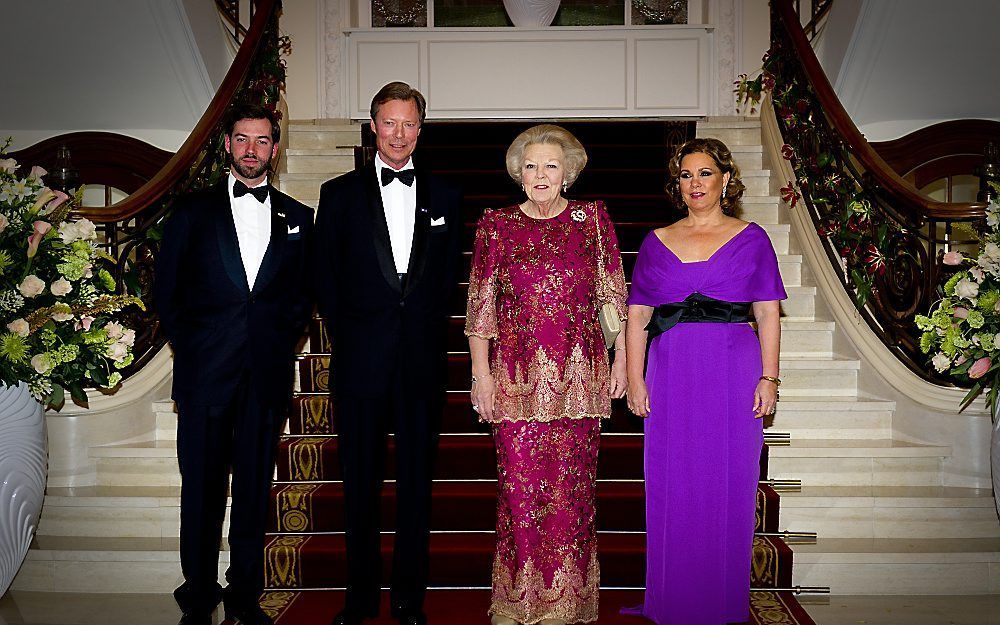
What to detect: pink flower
<box><xmin>954</xmin><ymin>307</ymin><xmax>969</xmax><ymax>319</ymax></box>
<box><xmin>0</xmin><ymin>214</ymin><xmax>8</xmax><ymax>234</ymax></box>
<box><xmin>50</xmin><ymin>278</ymin><xmax>72</xmax><ymax>296</ymax></box>
<box><xmin>0</xmin><ymin>158</ymin><xmax>16</xmax><ymax>173</ymax></box>
<box><xmin>18</xmin><ymin>275</ymin><xmax>45</xmax><ymax>298</ymax></box>
<box><xmin>942</xmin><ymin>251</ymin><xmax>964</xmax><ymax>265</ymax></box>
<box><xmin>28</xmin><ymin>165</ymin><xmax>47</xmax><ymax>180</ymax></box>
<box><xmin>6</xmin><ymin>319</ymin><xmax>29</xmax><ymax>337</ymax></box>
<box><xmin>120</xmin><ymin>328</ymin><xmax>136</xmax><ymax>347</ymax></box>
<box><xmin>968</xmin><ymin>357</ymin><xmax>992</xmax><ymax>379</ymax></box>
<box><xmin>955</xmin><ymin>355</ymin><xmax>968</xmax><ymax>366</ymax></box>
<box><xmin>79</xmin><ymin>316</ymin><xmax>94</xmax><ymax>331</ymax></box>
<box><xmin>26</xmin><ymin>220</ymin><xmax>52</xmax><ymax>258</ymax></box>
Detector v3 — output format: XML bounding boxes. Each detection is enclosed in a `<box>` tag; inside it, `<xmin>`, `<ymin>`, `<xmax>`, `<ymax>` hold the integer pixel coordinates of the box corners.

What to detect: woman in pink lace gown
<box><xmin>466</xmin><ymin>125</ymin><xmax>628</xmax><ymax>625</ymax></box>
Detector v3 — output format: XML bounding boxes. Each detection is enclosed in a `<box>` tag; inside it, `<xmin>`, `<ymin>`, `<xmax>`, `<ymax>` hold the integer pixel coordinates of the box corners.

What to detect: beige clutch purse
<box><xmin>593</xmin><ymin>202</ymin><xmax>621</xmax><ymax>349</ymax></box>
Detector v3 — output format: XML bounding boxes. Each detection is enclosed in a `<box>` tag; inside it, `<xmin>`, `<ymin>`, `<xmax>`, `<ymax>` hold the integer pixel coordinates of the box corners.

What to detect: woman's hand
<box><xmin>610</xmin><ymin>352</ymin><xmax>627</xmax><ymax>399</ymax></box>
<box><xmin>471</xmin><ymin>372</ymin><xmax>497</xmax><ymax>421</ymax></box>
<box><xmin>627</xmin><ymin>379</ymin><xmax>651</xmax><ymax>418</ymax></box>
<box><xmin>753</xmin><ymin>378</ymin><xmax>778</xmax><ymax>418</ymax></box>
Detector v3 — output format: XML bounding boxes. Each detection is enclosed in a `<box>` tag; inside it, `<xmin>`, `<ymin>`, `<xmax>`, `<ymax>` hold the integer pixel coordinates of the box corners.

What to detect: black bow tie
<box><xmin>381</xmin><ymin>167</ymin><xmax>415</xmax><ymax>187</ymax></box>
<box><xmin>233</xmin><ymin>179</ymin><xmax>269</xmax><ymax>203</ymax></box>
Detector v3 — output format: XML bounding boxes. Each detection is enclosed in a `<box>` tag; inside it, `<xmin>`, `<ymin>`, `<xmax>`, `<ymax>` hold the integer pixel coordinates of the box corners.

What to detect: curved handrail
<box><xmin>773</xmin><ymin>0</ymin><xmax>987</xmax><ymax>221</ymax></box>
<box><xmin>215</xmin><ymin>0</ymin><xmax>249</xmax><ymax>44</ymax></box>
<box><xmin>872</xmin><ymin>119</ymin><xmax>1000</xmax><ymax>181</ymax></box>
<box><xmin>82</xmin><ymin>0</ymin><xmax>279</xmax><ymax>224</ymax></box>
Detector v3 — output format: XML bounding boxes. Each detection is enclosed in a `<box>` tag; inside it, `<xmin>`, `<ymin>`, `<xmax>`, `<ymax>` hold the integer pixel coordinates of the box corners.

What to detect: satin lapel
<box><xmin>214</xmin><ymin>185</ymin><xmax>250</xmax><ymax>292</ymax></box>
<box><xmin>403</xmin><ymin>171</ymin><xmax>431</xmax><ymax>297</ymax></box>
<box><xmin>251</xmin><ymin>187</ymin><xmax>287</xmax><ymax>295</ymax></box>
<box><xmin>365</xmin><ymin>165</ymin><xmax>402</xmax><ymax>293</ymax></box>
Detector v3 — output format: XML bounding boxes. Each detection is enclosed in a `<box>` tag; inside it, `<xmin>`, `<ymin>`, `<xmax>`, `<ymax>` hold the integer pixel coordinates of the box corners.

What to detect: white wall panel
<box><xmin>634</xmin><ymin>37</ymin><xmax>704</xmax><ymax>110</ymax></box>
<box><xmin>353</xmin><ymin>41</ymin><xmax>422</xmax><ymax>114</ymax></box>
<box><xmin>428</xmin><ymin>39</ymin><xmax>626</xmax><ymax>112</ymax></box>
<box><xmin>346</xmin><ymin>27</ymin><xmax>713</xmax><ymax>119</ymax></box>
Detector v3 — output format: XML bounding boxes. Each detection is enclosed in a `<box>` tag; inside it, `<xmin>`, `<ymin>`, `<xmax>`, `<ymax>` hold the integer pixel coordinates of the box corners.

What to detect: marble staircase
<box><xmin>12</xmin><ymin>117</ymin><xmax>999</xmax><ymax>598</ymax></box>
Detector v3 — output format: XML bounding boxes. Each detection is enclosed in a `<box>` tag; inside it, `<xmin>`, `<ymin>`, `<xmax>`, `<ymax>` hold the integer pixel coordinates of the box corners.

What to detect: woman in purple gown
<box><xmin>623</xmin><ymin>138</ymin><xmax>786</xmax><ymax>625</ymax></box>
<box><xmin>465</xmin><ymin>125</ymin><xmax>629</xmax><ymax>625</ymax></box>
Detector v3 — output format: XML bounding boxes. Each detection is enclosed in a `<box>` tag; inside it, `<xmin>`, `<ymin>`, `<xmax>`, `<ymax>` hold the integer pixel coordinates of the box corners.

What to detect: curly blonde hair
<box><xmin>667</xmin><ymin>138</ymin><xmax>745</xmax><ymax>215</ymax></box>
<box><xmin>505</xmin><ymin>124</ymin><xmax>588</xmax><ymax>189</ymax></box>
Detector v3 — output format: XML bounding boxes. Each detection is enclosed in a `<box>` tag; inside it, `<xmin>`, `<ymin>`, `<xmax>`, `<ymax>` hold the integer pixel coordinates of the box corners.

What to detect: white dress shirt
<box><xmin>228</xmin><ymin>173</ymin><xmax>272</xmax><ymax>290</ymax></box>
<box><xmin>375</xmin><ymin>152</ymin><xmax>416</xmax><ymax>274</ymax></box>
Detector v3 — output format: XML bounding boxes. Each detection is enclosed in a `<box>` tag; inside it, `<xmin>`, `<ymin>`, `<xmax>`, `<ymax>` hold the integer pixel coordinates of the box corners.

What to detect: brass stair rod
<box><xmin>759</xmin><ymin>478</ymin><xmax>801</xmax><ymax>490</ymax></box>
<box><xmin>750</xmin><ymin>586</ymin><xmax>831</xmax><ymax>594</ymax></box>
<box><xmin>755</xmin><ymin>530</ymin><xmax>818</xmax><ymax>543</ymax></box>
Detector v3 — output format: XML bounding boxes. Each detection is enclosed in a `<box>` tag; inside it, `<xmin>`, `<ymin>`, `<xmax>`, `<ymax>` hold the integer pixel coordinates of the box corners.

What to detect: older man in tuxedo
<box><xmin>155</xmin><ymin>103</ymin><xmax>314</xmax><ymax>625</ymax></box>
<box><xmin>312</xmin><ymin>82</ymin><xmax>462</xmax><ymax>625</ymax></box>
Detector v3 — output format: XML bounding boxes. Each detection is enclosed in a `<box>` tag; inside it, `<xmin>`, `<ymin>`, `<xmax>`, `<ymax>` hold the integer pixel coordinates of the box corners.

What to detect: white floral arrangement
<box><xmin>0</xmin><ymin>141</ymin><xmax>144</xmax><ymax>408</ymax></box>
<box><xmin>917</xmin><ymin>182</ymin><xmax>1000</xmax><ymax>420</ymax></box>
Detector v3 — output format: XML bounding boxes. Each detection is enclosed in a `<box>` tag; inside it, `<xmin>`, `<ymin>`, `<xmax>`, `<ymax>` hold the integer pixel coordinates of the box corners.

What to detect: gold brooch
<box><xmin>571</xmin><ymin>209</ymin><xmax>586</xmax><ymax>222</ymax></box>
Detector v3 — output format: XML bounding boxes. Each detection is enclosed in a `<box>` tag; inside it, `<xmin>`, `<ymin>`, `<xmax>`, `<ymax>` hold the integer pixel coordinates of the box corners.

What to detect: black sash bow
<box><xmin>644</xmin><ymin>292</ymin><xmax>752</xmax><ymax>341</ymax></box>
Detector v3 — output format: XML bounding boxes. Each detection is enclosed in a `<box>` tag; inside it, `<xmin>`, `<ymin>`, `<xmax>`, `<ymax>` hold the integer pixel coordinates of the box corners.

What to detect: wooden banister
<box><xmin>773</xmin><ymin>0</ymin><xmax>986</xmax><ymax>222</ymax></box>
<box><xmin>82</xmin><ymin>0</ymin><xmax>279</xmax><ymax>223</ymax></box>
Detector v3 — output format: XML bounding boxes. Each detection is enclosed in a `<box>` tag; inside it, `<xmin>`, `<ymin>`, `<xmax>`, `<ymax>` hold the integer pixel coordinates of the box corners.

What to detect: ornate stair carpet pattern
<box><xmin>262</xmin><ymin>121</ymin><xmax>818</xmax><ymax>623</ymax></box>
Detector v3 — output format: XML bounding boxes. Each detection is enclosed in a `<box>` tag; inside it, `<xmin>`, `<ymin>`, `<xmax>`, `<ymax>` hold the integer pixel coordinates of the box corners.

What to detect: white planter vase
<box><xmin>502</xmin><ymin>0</ymin><xmax>561</xmax><ymax>27</ymax></box>
<box><xmin>992</xmin><ymin>418</ymin><xmax>1000</xmax><ymax>520</ymax></box>
<box><xmin>0</xmin><ymin>382</ymin><xmax>46</xmax><ymax>597</ymax></box>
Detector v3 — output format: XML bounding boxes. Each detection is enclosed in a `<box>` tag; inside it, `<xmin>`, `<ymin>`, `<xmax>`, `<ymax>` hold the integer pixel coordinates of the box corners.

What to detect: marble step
<box><xmin>778</xmin><ymin>486</ymin><xmax>1000</xmax><ymax>539</ymax></box>
<box><xmin>768</xmin><ymin>439</ymin><xmax>950</xmax><ymax>487</ymax></box>
<box><xmin>286</xmin><ymin>122</ymin><xmax>363</xmax><ymax>151</ymax></box>
<box><xmin>697</xmin><ymin>120</ymin><xmax>762</xmax><ymax>146</ymax></box>
<box><xmin>779</xmin><ymin>320</ymin><xmax>835</xmax><ymax>357</ymax></box>
<box><xmin>281</xmin><ymin>148</ymin><xmax>356</xmax><ymax>174</ymax></box>
<box><xmin>738</xmin><ymin>196</ymin><xmax>782</xmax><ymax>223</ymax></box>
<box><xmin>764</xmin><ymin>395</ymin><xmax>894</xmax><ymax>439</ymax></box>
<box><xmin>728</xmin><ymin>144</ymin><xmax>764</xmax><ymax>171</ymax></box>
<box><xmin>790</xmin><ymin>537</ymin><xmax>1000</xmax><ymax>595</ymax></box>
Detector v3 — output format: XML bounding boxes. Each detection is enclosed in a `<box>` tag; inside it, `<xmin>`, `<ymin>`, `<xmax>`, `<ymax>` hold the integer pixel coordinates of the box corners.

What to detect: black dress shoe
<box><xmin>224</xmin><ymin>603</ymin><xmax>273</xmax><ymax>625</ymax></box>
<box><xmin>177</xmin><ymin>612</ymin><xmax>212</xmax><ymax>625</ymax></box>
<box><xmin>393</xmin><ymin>609</ymin><xmax>427</xmax><ymax>625</ymax></box>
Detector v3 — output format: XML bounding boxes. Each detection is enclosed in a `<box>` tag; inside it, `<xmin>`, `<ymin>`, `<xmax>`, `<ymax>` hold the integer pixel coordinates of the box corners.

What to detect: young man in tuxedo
<box><xmin>155</xmin><ymin>103</ymin><xmax>314</xmax><ymax>625</ymax></box>
<box><xmin>312</xmin><ymin>82</ymin><xmax>462</xmax><ymax>625</ymax></box>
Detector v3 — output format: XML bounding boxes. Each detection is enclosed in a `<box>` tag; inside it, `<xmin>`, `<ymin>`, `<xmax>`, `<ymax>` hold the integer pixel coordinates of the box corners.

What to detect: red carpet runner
<box><xmin>261</xmin><ymin>121</ymin><xmax>817</xmax><ymax>624</ymax></box>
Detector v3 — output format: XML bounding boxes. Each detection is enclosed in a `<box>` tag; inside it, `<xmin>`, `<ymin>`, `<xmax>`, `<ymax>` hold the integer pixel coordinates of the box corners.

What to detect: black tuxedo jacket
<box><xmin>154</xmin><ymin>182</ymin><xmax>314</xmax><ymax>408</ymax></box>
<box><xmin>313</xmin><ymin>163</ymin><xmax>462</xmax><ymax>399</ymax></box>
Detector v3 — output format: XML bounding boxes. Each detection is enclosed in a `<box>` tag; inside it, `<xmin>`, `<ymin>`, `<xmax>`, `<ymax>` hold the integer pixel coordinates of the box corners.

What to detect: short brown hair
<box><xmin>505</xmin><ymin>124</ymin><xmax>588</xmax><ymax>188</ymax></box>
<box><xmin>226</xmin><ymin>103</ymin><xmax>280</xmax><ymax>144</ymax></box>
<box><xmin>370</xmin><ymin>81</ymin><xmax>427</xmax><ymax>125</ymax></box>
<box><xmin>667</xmin><ymin>138</ymin><xmax>745</xmax><ymax>215</ymax></box>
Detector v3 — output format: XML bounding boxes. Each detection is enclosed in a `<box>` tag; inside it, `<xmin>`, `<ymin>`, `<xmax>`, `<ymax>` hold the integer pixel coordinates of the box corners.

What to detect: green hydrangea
<box><xmin>81</xmin><ymin>328</ymin><xmax>109</xmax><ymax>345</ymax></box>
<box><xmin>107</xmin><ymin>371</ymin><xmax>122</xmax><ymax>387</ymax></box>
<box><xmin>977</xmin><ymin>290</ymin><xmax>1000</xmax><ymax>312</ymax></box>
<box><xmin>932</xmin><ymin>309</ymin><xmax>953</xmax><ymax>330</ymax></box>
<box><xmin>978</xmin><ymin>332</ymin><xmax>995</xmax><ymax>352</ymax></box>
<box><xmin>966</xmin><ymin>310</ymin><xmax>986</xmax><ymax>329</ymax></box>
<box><xmin>57</xmin><ymin>255</ymin><xmax>91</xmax><ymax>281</ymax></box>
<box><xmin>0</xmin><ymin>333</ymin><xmax>28</xmax><ymax>362</ymax></box>
<box><xmin>915</xmin><ymin>315</ymin><xmax>934</xmax><ymax>331</ymax></box>
<box><xmin>944</xmin><ymin>273</ymin><xmax>964</xmax><ymax>296</ymax></box>
<box><xmin>39</xmin><ymin>328</ymin><xmax>57</xmax><ymax>349</ymax></box>
<box><xmin>920</xmin><ymin>331</ymin><xmax>935</xmax><ymax>353</ymax></box>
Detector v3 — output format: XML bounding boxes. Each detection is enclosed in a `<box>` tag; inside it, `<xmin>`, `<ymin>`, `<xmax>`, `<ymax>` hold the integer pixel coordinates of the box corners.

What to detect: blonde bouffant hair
<box><xmin>668</xmin><ymin>138</ymin><xmax>745</xmax><ymax>215</ymax></box>
<box><xmin>505</xmin><ymin>124</ymin><xmax>588</xmax><ymax>189</ymax></box>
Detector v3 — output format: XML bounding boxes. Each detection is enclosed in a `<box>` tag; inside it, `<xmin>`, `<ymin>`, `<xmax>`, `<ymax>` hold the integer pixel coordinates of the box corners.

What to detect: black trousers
<box><xmin>174</xmin><ymin>380</ymin><xmax>282</xmax><ymax>613</ymax></box>
<box><xmin>335</xmin><ymin>380</ymin><xmax>441</xmax><ymax>615</ymax></box>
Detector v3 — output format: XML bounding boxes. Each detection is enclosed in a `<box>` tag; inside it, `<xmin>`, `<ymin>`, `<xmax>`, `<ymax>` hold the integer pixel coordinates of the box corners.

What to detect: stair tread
<box><xmin>783</xmin><ymin>485</ymin><xmax>997</xmax><ymax>506</ymax></box>
<box><xmin>792</xmin><ymin>537</ymin><xmax>1000</xmax><ymax>557</ymax></box>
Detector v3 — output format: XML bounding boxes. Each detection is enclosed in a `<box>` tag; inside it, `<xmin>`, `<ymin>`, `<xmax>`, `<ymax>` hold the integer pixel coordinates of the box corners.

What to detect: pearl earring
<box><xmin>562</xmin><ymin>180</ymin><xmax>568</xmax><ymax>193</ymax></box>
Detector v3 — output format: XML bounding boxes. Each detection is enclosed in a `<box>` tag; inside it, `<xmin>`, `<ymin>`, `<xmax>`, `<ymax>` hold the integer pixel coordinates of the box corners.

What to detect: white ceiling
<box><xmin>0</xmin><ymin>0</ymin><xmax>224</xmax><ymax>150</ymax></box>
<box><xmin>819</xmin><ymin>0</ymin><xmax>1000</xmax><ymax>141</ymax></box>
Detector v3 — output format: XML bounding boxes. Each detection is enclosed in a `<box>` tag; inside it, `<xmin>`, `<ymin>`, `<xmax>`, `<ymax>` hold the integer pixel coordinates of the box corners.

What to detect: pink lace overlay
<box><xmin>465</xmin><ymin>200</ymin><xmax>627</xmax><ymax>423</ymax></box>
<box><xmin>490</xmin><ymin>418</ymin><xmax>601</xmax><ymax>624</ymax></box>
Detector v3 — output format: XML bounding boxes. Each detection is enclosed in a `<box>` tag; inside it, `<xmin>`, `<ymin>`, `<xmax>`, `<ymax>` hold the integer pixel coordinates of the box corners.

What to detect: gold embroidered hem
<box><xmin>481</xmin><ymin>343</ymin><xmax>611</xmax><ymax>424</ymax></box>
<box><xmin>490</xmin><ymin>553</ymin><xmax>600</xmax><ymax>625</ymax></box>
<box><xmin>464</xmin><ymin>329</ymin><xmax>498</xmax><ymax>340</ymax></box>
<box><xmin>479</xmin><ymin>411</ymin><xmax>609</xmax><ymax>424</ymax></box>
